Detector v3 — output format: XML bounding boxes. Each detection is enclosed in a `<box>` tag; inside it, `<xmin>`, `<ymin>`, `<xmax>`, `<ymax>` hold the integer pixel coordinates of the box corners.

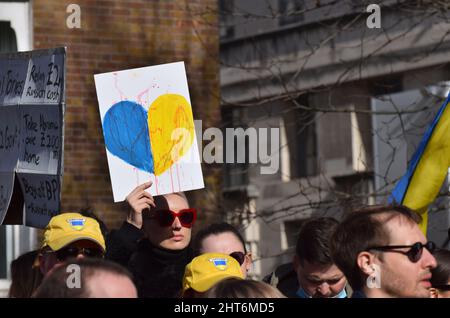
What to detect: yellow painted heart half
<box><xmin>147</xmin><ymin>94</ymin><xmax>195</xmax><ymax>176</ymax></box>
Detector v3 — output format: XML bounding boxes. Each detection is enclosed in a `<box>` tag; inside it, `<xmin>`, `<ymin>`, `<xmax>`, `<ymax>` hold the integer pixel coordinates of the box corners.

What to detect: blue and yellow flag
<box><xmin>390</xmin><ymin>92</ymin><xmax>450</xmax><ymax>233</ymax></box>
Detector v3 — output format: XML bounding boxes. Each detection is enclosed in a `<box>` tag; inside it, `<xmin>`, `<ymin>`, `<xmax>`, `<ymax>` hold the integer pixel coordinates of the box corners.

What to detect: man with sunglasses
<box><xmin>37</xmin><ymin>212</ymin><xmax>106</xmax><ymax>276</ymax></box>
<box><xmin>331</xmin><ymin>205</ymin><xmax>437</xmax><ymax>298</ymax></box>
<box><xmin>106</xmin><ymin>181</ymin><xmax>196</xmax><ymax>297</ymax></box>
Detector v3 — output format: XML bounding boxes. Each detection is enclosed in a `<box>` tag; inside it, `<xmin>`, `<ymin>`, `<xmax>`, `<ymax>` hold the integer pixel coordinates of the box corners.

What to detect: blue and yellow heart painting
<box><xmin>94</xmin><ymin>62</ymin><xmax>204</xmax><ymax>202</ymax></box>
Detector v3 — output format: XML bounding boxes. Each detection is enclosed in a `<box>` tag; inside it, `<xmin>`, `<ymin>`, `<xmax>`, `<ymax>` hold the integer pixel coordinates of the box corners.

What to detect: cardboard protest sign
<box><xmin>0</xmin><ymin>47</ymin><xmax>65</xmax><ymax>228</ymax></box>
<box><xmin>94</xmin><ymin>62</ymin><xmax>204</xmax><ymax>202</ymax></box>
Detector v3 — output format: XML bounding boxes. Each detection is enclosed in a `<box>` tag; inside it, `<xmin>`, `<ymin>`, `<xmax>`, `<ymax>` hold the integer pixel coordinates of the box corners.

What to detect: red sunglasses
<box><xmin>151</xmin><ymin>208</ymin><xmax>197</xmax><ymax>228</ymax></box>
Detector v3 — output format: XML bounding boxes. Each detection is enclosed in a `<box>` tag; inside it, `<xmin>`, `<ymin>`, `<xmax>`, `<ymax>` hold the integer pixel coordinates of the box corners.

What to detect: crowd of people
<box><xmin>7</xmin><ymin>181</ymin><xmax>450</xmax><ymax>298</ymax></box>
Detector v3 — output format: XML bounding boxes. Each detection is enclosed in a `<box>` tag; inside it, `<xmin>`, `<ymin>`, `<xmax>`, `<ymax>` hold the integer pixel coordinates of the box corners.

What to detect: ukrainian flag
<box><xmin>390</xmin><ymin>91</ymin><xmax>450</xmax><ymax>233</ymax></box>
<box><xmin>211</xmin><ymin>258</ymin><xmax>228</xmax><ymax>271</ymax></box>
<box><xmin>68</xmin><ymin>218</ymin><xmax>85</xmax><ymax>231</ymax></box>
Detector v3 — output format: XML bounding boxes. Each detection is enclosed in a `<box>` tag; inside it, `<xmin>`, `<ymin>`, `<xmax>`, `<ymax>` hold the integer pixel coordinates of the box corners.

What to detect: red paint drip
<box><xmin>170</xmin><ymin>166</ymin><xmax>174</xmax><ymax>193</ymax></box>
<box><xmin>176</xmin><ymin>163</ymin><xmax>181</xmax><ymax>192</ymax></box>
<box><xmin>113</xmin><ymin>73</ymin><xmax>126</xmax><ymax>100</ymax></box>
<box><xmin>137</xmin><ymin>88</ymin><xmax>150</xmax><ymax>107</ymax></box>
<box><xmin>154</xmin><ymin>174</ymin><xmax>159</xmax><ymax>195</ymax></box>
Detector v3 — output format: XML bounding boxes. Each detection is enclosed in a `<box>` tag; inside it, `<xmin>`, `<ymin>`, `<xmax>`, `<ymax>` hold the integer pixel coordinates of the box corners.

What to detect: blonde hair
<box><xmin>205</xmin><ymin>278</ymin><xmax>285</xmax><ymax>298</ymax></box>
<box><xmin>158</xmin><ymin>192</ymin><xmax>189</xmax><ymax>206</ymax></box>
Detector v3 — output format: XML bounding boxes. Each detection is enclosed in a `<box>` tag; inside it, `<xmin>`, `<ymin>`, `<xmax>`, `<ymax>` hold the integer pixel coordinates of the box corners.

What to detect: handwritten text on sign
<box><xmin>0</xmin><ymin>47</ymin><xmax>65</xmax><ymax>228</ymax></box>
<box><xmin>18</xmin><ymin>173</ymin><xmax>60</xmax><ymax>228</ymax></box>
<box><xmin>0</xmin><ymin>58</ymin><xmax>28</xmax><ymax>105</ymax></box>
<box><xmin>0</xmin><ymin>173</ymin><xmax>14</xmax><ymax>219</ymax></box>
<box><xmin>18</xmin><ymin>106</ymin><xmax>60</xmax><ymax>174</ymax></box>
<box><xmin>0</xmin><ymin>107</ymin><xmax>20</xmax><ymax>172</ymax></box>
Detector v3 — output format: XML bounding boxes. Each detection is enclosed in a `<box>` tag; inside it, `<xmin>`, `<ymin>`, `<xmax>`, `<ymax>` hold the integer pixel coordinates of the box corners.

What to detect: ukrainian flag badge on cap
<box><xmin>41</xmin><ymin>212</ymin><xmax>106</xmax><ymax>252</ymax></box>
<box><xmin>68</xmin><ymin>218</ymin><xmax>86</xmax><ymax>231</ymax></box>
<box><xmin>210</xmin><ymin>258</ymin><xmax>228</xmax><ymax>271</ymax></box>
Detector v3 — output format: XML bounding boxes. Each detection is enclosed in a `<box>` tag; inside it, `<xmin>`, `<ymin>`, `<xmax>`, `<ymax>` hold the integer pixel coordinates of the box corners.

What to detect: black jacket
<box><xmin>263</xmin><ymin>262</ymin><xmax>299</xmax><ymax>298</ymax></box>
<box><xmin>106</xmin><ymin>222</ymin><xmax>193</xmax><ymax>298</ymax></box>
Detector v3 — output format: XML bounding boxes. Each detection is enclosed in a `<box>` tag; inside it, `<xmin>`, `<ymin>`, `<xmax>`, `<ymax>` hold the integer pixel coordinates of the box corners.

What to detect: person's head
<box><xmin>205</xmin><ymin>278</ymin><xmax>285</xmax><ymax>298</ymax></box>
<box><xmin>331</xmin><ymin>205</ymin><xmax>437</xmax><ymax>298</ymax></box>
<box><xmin>193</xmin><ymin>222</ymin><xmax>252</xmax><ymax>277</ymax></box>
<box><xmin>33</xmin><ymin>258</ymin><xmax>137</xmax><ymax>298</ymax></box>
<box><xmin>182</xmin><ymin>253</ymin><xmax>244</xmax><ymax>298</ymax></box>
<box><xmin>293</xmin><ymin>217</ymin><xmax>346</xmax><ymax>298</ymax></box>
<box><xmin>142</xmin><ymin>192</ymin><xmax>194</xmax><ymax>251</ymax></box>
<box><xmin>8</xmin><ymin>250</ymin><xmax>43</xmax><ymax>298</ymax></box>
<box><xmin>38</xmin><ymin>212</ymin><xmax>106</xmax><ymax>276</ymax></box>
<box><xmin>430</xmin><ymin>249</ymin><xmax>450</xmax><ymax>298</ymax></box>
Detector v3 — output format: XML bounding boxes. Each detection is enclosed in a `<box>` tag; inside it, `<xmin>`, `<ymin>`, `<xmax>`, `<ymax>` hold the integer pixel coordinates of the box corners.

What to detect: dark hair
<box><xmin>8</xmin><ymin>250</ymin><xmax>43</xmax><ymax>298</ymax></box>
<box><xmin>331</xmin><ymin>205</ymin><xmax>422</xmax><ymax>291</ymax></box>
<box><xmin>295</xmin><ymin>217</ymin><xmax>339</xmax><ymax>266</ymax></box>
<box><xmin>79</xmin><ymin>207</ymin><xmax>109</xmax><ymax>239</ymax></box>
<box><xmin>205</xmin><ymin>278</ymin><xmax>285</xmax><ymax>298</ymax></box>
<box><xmin>431</xmin><ymin>249</ymin><xmax>450</xmax><ymax>288</ymax></box>
<box><xmin>181</xmin><ymin>288</ymin><xmax>205</xmax><ymax>298</ymax></box>
<box><xmin>192</xmin><ymin>222</ymin><xmax>247</xmax><ymax>256</ymax></box>
<box><xmin>33</xmin><ymin>258</ymin><xmax>134</xmax><ymax>298</ymax></box>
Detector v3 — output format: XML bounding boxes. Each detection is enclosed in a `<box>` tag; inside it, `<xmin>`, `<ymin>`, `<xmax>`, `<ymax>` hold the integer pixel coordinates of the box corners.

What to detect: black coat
<box><xmin>263</xmin><ymin>262</ymin><xmax>299</xmax><ymax>298</ymax></box>
<box><xmin>106</xmin><ymin>222</ymin><xmax>193</xmax><ymax>298</ymax></box>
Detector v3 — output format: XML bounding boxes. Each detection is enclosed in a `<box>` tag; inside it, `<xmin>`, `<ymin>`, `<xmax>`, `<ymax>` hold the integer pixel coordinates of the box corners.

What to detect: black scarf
<box><xmin>128</xmin><ymin>239</ymin><xmax>193</xmax><ymax>298</ymax></box>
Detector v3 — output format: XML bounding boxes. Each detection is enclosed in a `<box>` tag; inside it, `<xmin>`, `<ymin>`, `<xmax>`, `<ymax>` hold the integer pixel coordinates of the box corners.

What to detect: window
<box><xmin>219</xmin><ymin>0</ymin><xmax>235</xmax><ymax>39</ymax></box>
<box><xmin>0</xmin><ymin>1</ymin><xmax>32</xmax><ymax>52</ymax></box>
<box><xmin>371</xmin><ymin>76</ymin><xmax>403</xmax><ymax>96</ymax></box>
<box><xmin>279</xmin><ymin>0</ymin><xmax>304</xmax><ymax>26</ymax></box>
<box><xmin>296</xmin><ymin>109</ymin><xmax>317</xmax><ymax>178</ymax></box>
<box><xmin>282</xmin><ymin>219</ymin><xmax>305</xmax><ymax>250</ymax></box>
<box><xmin>223</xmin><ymin>107</ymin><xmax>249</xmax><ymax>188</ymax></box>
<box><xmin>0</xmin><ymin>21</ymin><xmax>17</xmax><ymax>52</ymax></box>
<box><xmin>283</xmin><ymin>97</ymin><xmax>317</xmax><ymax>179</ymax></box>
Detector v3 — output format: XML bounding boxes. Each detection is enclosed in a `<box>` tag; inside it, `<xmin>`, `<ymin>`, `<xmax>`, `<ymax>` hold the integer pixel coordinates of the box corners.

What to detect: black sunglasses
<box><xmin>229</xmin><ymin>251</ymin><xmax>246</xmax><ymax>266</ymax></box>
<box><xmin>367</xmin><ymin>241</ymin><xmax>436</xmax><ymax>263</ymax></box>
<box><xmin>55</xmin><ymin>246</ymin><xmax>104</xmax><ymax>261</ymax></box>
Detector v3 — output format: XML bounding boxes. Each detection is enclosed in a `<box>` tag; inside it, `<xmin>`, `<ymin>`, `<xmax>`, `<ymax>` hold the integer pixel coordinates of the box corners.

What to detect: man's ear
<box><xmin>357</xmin><ymin>251</ymin><xmax>377</xmax><ymax>276</ymax></box>
<box><xmin>429</xmin><ymin>288</ymin><xmax>439</xmax><ymax>298</ymax></box>
<box><xmin>245</xmin><ymin>252</ymin><xmax>253</xmax><ymax>273</ymax></box>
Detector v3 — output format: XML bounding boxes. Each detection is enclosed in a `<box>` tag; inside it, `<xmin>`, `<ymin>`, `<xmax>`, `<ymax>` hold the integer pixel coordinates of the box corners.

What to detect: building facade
<box><xmin>220</xmin><ymin>0</ymin><xmax>450</xmax><ymax>279</ymax></box>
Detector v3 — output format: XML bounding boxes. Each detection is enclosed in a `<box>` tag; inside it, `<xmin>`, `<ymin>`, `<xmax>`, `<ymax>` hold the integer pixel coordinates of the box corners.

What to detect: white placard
<box><xmin>94</xmin><ymin>62</ymin><xmax>204</xmax><ymax>201</ymax></box>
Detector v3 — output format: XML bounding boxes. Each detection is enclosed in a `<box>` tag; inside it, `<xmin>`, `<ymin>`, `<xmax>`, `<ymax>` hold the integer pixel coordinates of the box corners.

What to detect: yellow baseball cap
<box><xmin>42</xmin><ymin>212</ymin><xmax>106</xmax><ymax>252</ymax></box>
<box><xmin>182</xmin><ymin>253</ymin><xmax>244</xmax><ymax>293</ymax></box>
